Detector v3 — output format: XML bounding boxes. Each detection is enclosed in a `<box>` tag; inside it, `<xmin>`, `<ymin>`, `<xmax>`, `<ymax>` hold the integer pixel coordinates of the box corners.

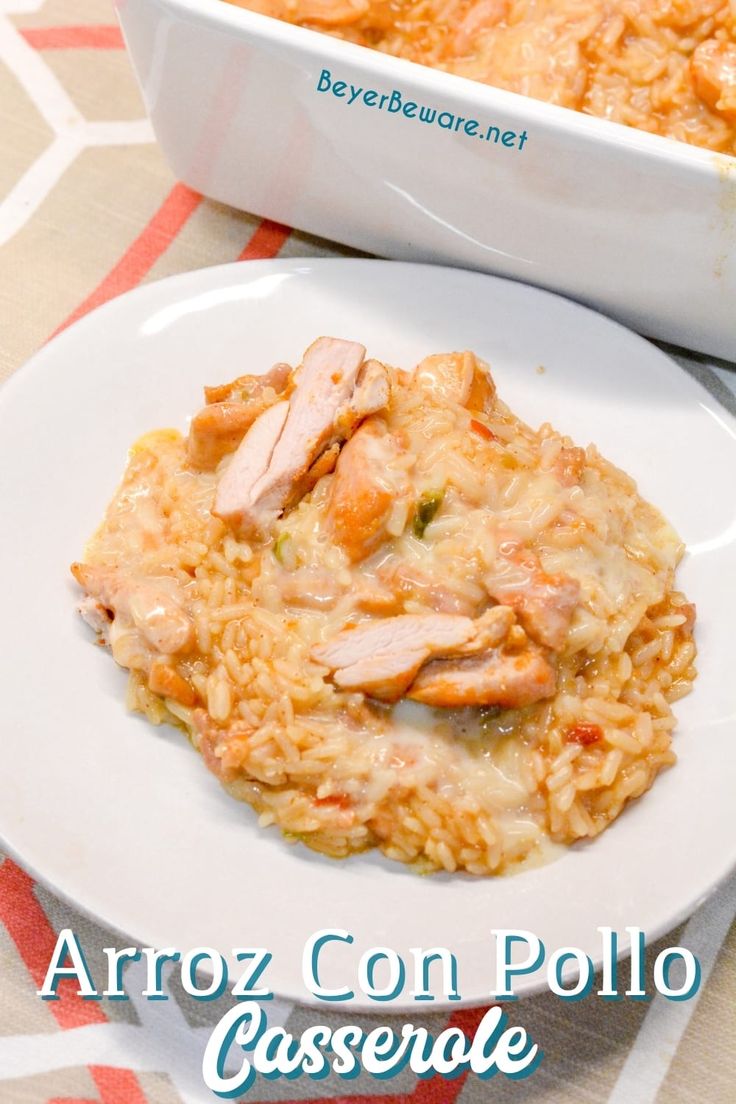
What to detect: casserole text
<box><xmin>316</xmin><ymin>68</ymin><xmax>529</xmax><ymax>151</ymax></box>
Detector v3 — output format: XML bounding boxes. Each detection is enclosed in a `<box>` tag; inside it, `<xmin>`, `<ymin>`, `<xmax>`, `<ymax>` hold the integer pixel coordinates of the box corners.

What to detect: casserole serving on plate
<box><xmin>115</xmin><ymin>0</ymin><xmax>735</xmax><ymax>357</ymax></box>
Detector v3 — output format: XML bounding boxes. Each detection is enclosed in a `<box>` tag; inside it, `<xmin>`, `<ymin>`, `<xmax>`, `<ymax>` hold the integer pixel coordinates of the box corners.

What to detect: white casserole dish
<box><xmin>115</xmin><ymin>0</ymin><xmax>736</xmax><ymax>358</ymax></box>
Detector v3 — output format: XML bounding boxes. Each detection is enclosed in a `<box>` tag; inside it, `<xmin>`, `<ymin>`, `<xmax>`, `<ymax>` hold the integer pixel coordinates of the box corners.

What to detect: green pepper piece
<box><xmin>273</xmin><ymin>532</ymin><xmax>291</xmax><ymax>564</ymax></box>
<box><xmin>413</xmin><ymin>489</ymin><xmax>444</xmax><ymax>539</ymax></box>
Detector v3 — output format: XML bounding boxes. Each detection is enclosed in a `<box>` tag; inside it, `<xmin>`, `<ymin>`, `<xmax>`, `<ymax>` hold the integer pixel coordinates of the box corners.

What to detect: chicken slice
<box><xmin>187</xmin><ymin>402</ymin><xmax>263</xmax><ymax>471</ymax></box>
<box><xmin>212</xmin><ymin>400</ymin><xmax>290</xmax><ymax>532</ymax></box>
<box><xmin>189</xmin><ymin>364</ymin><xmax>292</xmax><ymax>471</ymax></box>
<box><xmin>485</xmin><ymin>541</ymin><xmax>580</xmax><ymax>651</ymax></box>
<box><xmin>327</xmin><ymin>420</ymin><xmax>407</xmax><ymax>562</ymax></box>
<box><xmin>414</xmin><ymin>351</ymin><xmax>495</xmax><ymax>411</ymax></box>
<box><xmin>70</xmin><ymin>563</ymin><xmax>193</xmax><ymax>654</ymax></box>
<box><xmin>314</xmin><ymin>613</ymin><xmax>473</xmax><ymax>670</ymax></box>
<box><xmin>331</xmin><ymin>651</ymin><xmax>430</xmax><ymax>701</ymax></box>
<box><xmin>283</xmin><ymin>442</ymin><xmax>341</xmax><ymax>512</ymax></box>
<box><xmin>214</xmin><ymin>338</ymin><xmax>379</xmax><ymax>538</ymax></box>
<box><xmin>407</xmin><ymin>647</ymin><xmax>556</xmax><ymax>709</ymax></box>
<box><xmin>311</xmin><ymin>607</ymin><xmax>513</xmax><ymax>701</ymax></box>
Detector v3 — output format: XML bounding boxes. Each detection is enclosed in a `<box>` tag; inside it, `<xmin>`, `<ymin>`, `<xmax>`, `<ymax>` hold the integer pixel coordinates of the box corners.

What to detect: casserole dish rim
<box><xmin>141</xmin><ymin>0</ymin><xmax>736</xmax><ymax>176</ymax></box>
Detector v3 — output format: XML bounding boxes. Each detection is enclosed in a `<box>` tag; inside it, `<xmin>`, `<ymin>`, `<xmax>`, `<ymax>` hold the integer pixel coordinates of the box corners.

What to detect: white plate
<box><xmin>1</xmin><ymin>259</ymin><xmax>734</xmax><ymax>1011</ymax></box>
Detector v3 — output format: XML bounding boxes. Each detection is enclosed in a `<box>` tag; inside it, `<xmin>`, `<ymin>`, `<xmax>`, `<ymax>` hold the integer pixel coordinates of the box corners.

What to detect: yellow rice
<box><xmin>226</xmin><ymin>0</ymin><xmax>736</xmax><ymax>155</ymax></box>
<box><xmin>77</xmin><ymin>354</ymin><xmax>696</xmax><ymax>876</ymax></box>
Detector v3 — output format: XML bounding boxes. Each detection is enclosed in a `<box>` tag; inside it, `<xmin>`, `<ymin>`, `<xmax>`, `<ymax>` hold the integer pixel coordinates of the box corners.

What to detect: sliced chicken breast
<box><xmin>284</xmin><ymin>442</ymin><xmax>341</xmax><ymax>509</ymax></box>
<box><xmin>331</xmin><ymin>651</ymin><xmax>429</xmax><ymax>700</ymax></box>
<box><xmin>188</xmin><ymin>401</ymin><xmax>264</xmax><ymax>471</ymax></box>
<box><xmin>189</xmin><ymin>363</ymin><xmax>292</xmax><ymax>470</ymax></box>
<box><xmin>214</xmin><ymin>337</ymin><xmax>392</xmax><ymax>538</ymax></box>
<box><xmin>407</xmin><ymin>647</ymin><xmax>556</xmax><ymax>708</ymax></box>
<box><xmin>249</xmin><ymin>337</ymin><xmax>366</xmax><ymax>523</ymax></box>
<box><xmin>311</xmin><ymin>607</ymin><xmax>514</xmax><ymax>701</ymax></box>
<box><xmin>314</xmin><ymin>613</ymin><xmax>472</xmax><ymax>669</ymax></box>
<box><xmin>212</xmin><ymin>399</ymin><xmax>289</xmax><ymax>532</ymax></box>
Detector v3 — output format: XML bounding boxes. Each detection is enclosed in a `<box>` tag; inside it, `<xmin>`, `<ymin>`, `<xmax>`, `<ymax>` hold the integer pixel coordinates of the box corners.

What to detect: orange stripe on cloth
<box><xmin>48</xmin><ymin>1068</ymin><xmax>151</xmax><ymax>1104</ymax></box>
<box><xmin>51</xmin><ymin>183</ymin><xmax>203</xmax><ymax>338</ymax></box>
<box><xmin>0</xmin><ymin>861</ymin><xmax>150</xmax><ymax>1103</ymax></box>
<box><xmin>90</xmin><ymin>1065</ymin><xmax>150</xmax><ymax>1104</ymax></box>
<box><xmin>19</xmin><ymin>26</ymin><xmax>125</xmax><ymax>50</ymax></box>
<box><xmin>0</xmin><ymin>859</ymin><xmax>106</xmax><ymax>1028</ymax></box>
<box><xmin>49</xmin><ymin>1098</ymin><xmax>96</xmax><ymax>1103</ymax></box>
<box><xmin>412</xmin><ymin>1005</ymin><xmax>488</xmax><ymax>1104</ymax></box>
<box><xmin>238</xmin><ymin>218</ymin><xmax>291</xmax><ymax>260</ymax></box>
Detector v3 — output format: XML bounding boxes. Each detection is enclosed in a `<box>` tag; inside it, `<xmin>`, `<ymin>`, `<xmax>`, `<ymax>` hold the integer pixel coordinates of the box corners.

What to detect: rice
<box><xmin>225</xmin><ymin>0</ymin><xmax>736</xmax><ymax>156</ymax></box>
<box><xmin>74</xmin><ymin>351</ymin><xmax>696</xmax><ymax>876</ymax></box>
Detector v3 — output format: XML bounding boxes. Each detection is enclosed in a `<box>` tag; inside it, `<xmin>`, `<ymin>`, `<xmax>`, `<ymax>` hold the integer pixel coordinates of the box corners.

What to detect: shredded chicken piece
<box><xmin>279</xmin><ymin>569</ymin><xmax>345</xmax><ymax>609</ymax></box>
<box><xmin>70</xmin><ymin>563</ymin><xmax>193</xmax><ymax>655</ymax></box>
<box><xmin>76</xmin><ymin>594</ymin><xmax>111</xmax><ymax>639</ymax></box>
<box><xmin>554</xmin><ymin>445</ymin><xmax>586</xmax><ymax>487</ymax></box>
<box><xmin>414</xmin><ymin>350</ymin><xmax>496</xmax><ymax>411</ymax></box>
<box><xmin>485</xmin><ymin>540</ymin><xmax>580</xmax><ymax>650</ymax></box>
<box><xmin>327</xmin><ymin>420</ymin><xmax>409</xmax><ymax>561</ymax></box>
<box><xmin>691</xmin><ymin>38</ymin><xmax>736</xmax><ymax>120</ymax></box>
<box><xmin>377</xmin><ymin>559</ymin><xmax>479</xmax><ymax>615</ymax></box>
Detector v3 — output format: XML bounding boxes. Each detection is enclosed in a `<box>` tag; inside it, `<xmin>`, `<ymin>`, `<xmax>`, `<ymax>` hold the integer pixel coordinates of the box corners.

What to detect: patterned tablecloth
<box><xmin>1</xmin><ymin>2</ymin><xmax>735</xmax><ymax>1101</ymax></box>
